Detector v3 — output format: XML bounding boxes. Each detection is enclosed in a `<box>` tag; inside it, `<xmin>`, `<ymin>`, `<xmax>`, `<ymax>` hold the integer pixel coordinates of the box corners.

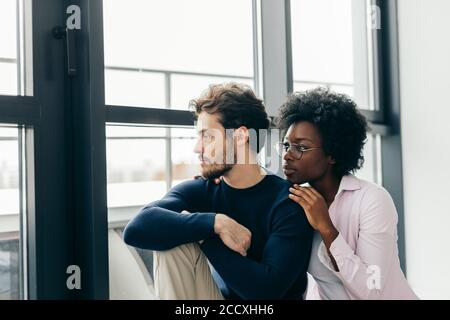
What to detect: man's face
<box><xmin>193</xmin><ymin>112</ymin><xmax>234</xmax><ymax>179</ymax></box>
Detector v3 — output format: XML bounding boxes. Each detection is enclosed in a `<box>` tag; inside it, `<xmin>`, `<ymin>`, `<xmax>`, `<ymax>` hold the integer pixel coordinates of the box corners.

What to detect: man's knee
<box><xmin>154</xmin><ymin>242</ymin><xmax>202</xmax><ymax>266</ymax></box>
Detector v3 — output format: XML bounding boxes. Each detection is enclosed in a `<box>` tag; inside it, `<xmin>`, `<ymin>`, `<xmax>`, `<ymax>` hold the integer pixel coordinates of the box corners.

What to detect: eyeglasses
<box><xmin>275</xmin><ymin>142</ymin><xmax>321</xmax><ymax>160</ymax></box>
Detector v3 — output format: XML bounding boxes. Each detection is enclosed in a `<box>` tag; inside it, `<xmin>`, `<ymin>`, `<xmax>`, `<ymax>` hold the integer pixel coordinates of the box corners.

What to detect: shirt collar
<box><xmin>336</xmin><ymin>174</ymin><xmax>361</xmax><ymax>196</ymax></box>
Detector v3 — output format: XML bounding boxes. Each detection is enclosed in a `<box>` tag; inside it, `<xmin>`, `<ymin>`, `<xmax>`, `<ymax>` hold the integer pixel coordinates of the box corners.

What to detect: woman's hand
<box><xmin>194</xmin><ymin>175</ymin><xmax>222</xmax><ymax>185</ymax></box>
<box><xmin>288</xmin><ymin>185</ymin><xmax>333</xmax><ymax>232</ymax></box>
<box><xmin>288</xmin><ymin>185</ymin><xmax>339</xmax><ymax>242</ymax></box>
<box><xmin>289</xmin><ymin>185</ymin><xmax>339</xmax><ymax>270</ymax></box>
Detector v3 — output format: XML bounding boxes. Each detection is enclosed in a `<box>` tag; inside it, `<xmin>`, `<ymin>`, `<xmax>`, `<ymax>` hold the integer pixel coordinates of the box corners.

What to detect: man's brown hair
<box><xmin>189</xmin><ymin>82</ymin><xmax>270</xmax><ymax>152</ymax></box>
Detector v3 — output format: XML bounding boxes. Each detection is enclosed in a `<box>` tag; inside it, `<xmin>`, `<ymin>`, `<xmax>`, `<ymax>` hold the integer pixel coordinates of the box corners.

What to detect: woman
<box><xmin>276</xmin><ymin>88</ymin><xmax>418</xmax><ymax>300</ymax></box>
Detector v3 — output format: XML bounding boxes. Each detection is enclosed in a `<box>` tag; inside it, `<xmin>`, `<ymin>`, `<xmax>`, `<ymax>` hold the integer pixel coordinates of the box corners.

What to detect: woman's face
<box><xmin>282</xmin><ymin>121</ymin><xmax>334</xmax><ymax>184</ymax></box>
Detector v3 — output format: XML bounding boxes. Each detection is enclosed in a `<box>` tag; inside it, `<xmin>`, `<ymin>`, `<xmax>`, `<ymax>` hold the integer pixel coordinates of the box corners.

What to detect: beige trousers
<box><xmin>153</xmin><ymin>243</ymin><xmax>225</xmax><ymax>300</ymax></box>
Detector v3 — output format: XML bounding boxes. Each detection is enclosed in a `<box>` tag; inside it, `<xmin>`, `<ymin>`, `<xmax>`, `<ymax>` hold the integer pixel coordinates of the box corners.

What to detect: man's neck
<box><xmin>223</xmin><ymin>164</ymin><xmax>266</xmax><ymax>189</ymax></box>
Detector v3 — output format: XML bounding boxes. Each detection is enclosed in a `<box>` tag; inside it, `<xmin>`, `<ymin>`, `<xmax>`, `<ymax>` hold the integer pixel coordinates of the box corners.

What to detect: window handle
<box><xmin>52</xmin><ymin>26</ymin><xmax>77</xmax><ymax>77</ymax></box>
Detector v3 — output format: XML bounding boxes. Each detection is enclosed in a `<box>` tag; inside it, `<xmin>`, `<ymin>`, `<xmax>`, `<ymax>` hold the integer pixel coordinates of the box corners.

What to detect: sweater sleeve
<box><xmin>123</xmin><ymin>179</ymin><xmax>216</xmax><ymax>251</ymax></box>
<box><xmin>200</xmin><ymin>206</ymin><xmax>313</xmax><ymax>299</ymax></box>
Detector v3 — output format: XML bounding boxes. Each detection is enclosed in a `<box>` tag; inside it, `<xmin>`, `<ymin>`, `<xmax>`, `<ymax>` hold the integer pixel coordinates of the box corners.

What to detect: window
<box><xmin>94</xmin><ymin>0</ymin><xmax>397</xmax><ymax>299</ymax></box>
<box><xmin>0</xmin><ymin>0</ymin><xmax>403</xmax><ymax>300</ymax></box>
<box><xmin>170</xmin><ymin>127</ymin><xmax>200</xmax><ymax>185</ymax></box>
<box><xmin>106</xmin><ymin>125</ymin><xmax>198</xmax><ymax>299</ymax></box>
<box><xmin>106</xmin><ymin>125</ymin><xmax>198</xmax><ymax>216</ymax></box>
<box><xmin>0</xmin><ymin>0</ymin><xmax>18</xmax><ymax>96</ymax></box>
<box><xmin>0</xmin><ymin>0</ymin><xmax>32</xmax><ymax>300</ymax></box>
<box><xmin>103</xmin><ymin>0</ymin><xmax>256</xmax><ymax>299</ymax></box>
<box><xmin>290</xmin><ymin>0</ymin><xmax>381</xmax><ymax>183</ymax></box>
<box><xmin>0</xmin><ymin>0</ymin><xmax>33</xmax><ymax>96</ymax></box>
<box><xmin>103</xmin><ymin>0</ymin><xmax>255</xmax><ymax>110</ymax></box>
<box><xmin>290</xmin><ymin>0</ymin><xmax>376</xmax><ymax>110</ymax></box>
<box><xmin>355</xmin><ymin>134</ymin><xmax>381</xmax><ymax>183</ymax></box>
<box><xmin>107</xmin><ymin>126</ymin><xmax>167</xmax><ymax>216</ymax></box>
<box><xmin>0</xmin><ymin>127</ymin><xmax>23</xmax><ymax>300</ymax></box>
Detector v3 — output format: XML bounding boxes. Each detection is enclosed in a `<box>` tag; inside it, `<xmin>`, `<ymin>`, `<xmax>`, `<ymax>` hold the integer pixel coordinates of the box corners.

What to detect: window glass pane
<box><xmin>355</xmin><ymin>134</ymin><xmax>380</xmax><ymax>183</ymax></box>
<box><xmin>0</xmin><ymin>63</ymin><xmax>18</xmax><ymax>96</ymax></box>
<box><xmin>0</xmin><ymin>128</ymin><xmax>19</xmax><ymax>215</ymax></box>
<box><xmin>291</xmin><ymin>0</ymin><xmax>353</xmax><ymax>84</ymax></box>
<box><xmin>170</xmin><ymin>75</ymin><xmax>254</xmax><ymax>110</ymax></box>
<box><xmin>0</xmin><ymin>239</ymin><xmax>20</xmax><ymax>300</ymax></box>
<box><xmin>103</xmin><ymin>0</ymin><xmax>254</xmax><ymax>109</ymax></box>
<box><xmin>0</xmin><ymin>0</ymin><xmax>18</xmax><ymax>95</ymax></box>
<box><xmin>106</xmin><ymin>126</ymin><xmax>167</xmax><ymax>215</ymax></box>
<box><xmin>105</xmin><ymin>69</ymin><xmax>166</xmax><ymax>108</ymax></box>
<box><xmin>330</xmin><ymin>84</ymin><xmax>354</xmax><ymax>98</ymax></box>
<box><xmin>293</xmin><ymin>82</ymin><xmax>323</xmax><ymax>92</ymax></box>
<box><xmin>106</xmin><ymin>125</ymin><xmax>202</xmax><ymax>299</ymax></box>
<box><xmin>106</xmin><ymin>125</ymin><xmax>167</xmax><ymax>138</ymax></box>
<box><xmin>0</xmin><ymin>126</ymin><xmax>22</xmax><ymax>300</ymax></box>
<box><xmin>0</xmin><ymin>1</ymin><xmax>17</xmax><ymax>60</ymax></box>
<box><xmin>171</xmin><ymin>127</ymin><xmax>199</xmax><ymax>184</ymax></box>
<box><xmin>290</xmin><ymin>0</ymin><xmax>375</xmax><ymax>109</ymax></box>
<box><xmin>0</xmin><ymin>0</ymin><xmax>33</xmax><ymax>96</ymax></box>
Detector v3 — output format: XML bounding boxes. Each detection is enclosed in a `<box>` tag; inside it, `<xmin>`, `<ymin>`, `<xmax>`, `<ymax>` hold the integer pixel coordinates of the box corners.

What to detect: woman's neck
<box><xmin>310</xmin><ymin>173</ymin><xmax>342</xmax><ymax>207</ymax></box>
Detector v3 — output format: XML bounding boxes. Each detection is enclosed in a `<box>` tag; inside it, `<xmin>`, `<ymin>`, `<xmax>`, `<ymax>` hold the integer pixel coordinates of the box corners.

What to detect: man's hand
<box><xmin>214</xmin><ymin>213</ymin><xmax>252</xmax><ymax>256</ymax></box>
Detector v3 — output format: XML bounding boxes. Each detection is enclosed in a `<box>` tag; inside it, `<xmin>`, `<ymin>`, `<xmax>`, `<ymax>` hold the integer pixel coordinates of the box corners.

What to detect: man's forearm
<box><xmin>213</xmin><ymin>213</ymin><xmax>252</xmax><ymax>256</ymax></box>
<box><xmin>123</xmin><ymin>206</ymin><xmax>216</xmax><ymax>250</ymax></box>
<box><xmin>200</xmin><ymin>238</ymin><xmax>300</xmax><ymax>299</ymax></box>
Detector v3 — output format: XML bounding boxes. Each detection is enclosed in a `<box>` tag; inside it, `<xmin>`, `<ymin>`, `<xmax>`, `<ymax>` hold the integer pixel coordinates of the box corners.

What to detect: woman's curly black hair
<box><xmin>276</xmin><ymin>87</ymin><xmax>369</xmax><ymax>177</ymax></box>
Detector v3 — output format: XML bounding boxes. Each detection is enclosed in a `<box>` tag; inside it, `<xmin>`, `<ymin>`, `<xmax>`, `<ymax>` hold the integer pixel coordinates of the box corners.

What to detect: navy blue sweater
<box><xmin>123</xmin><ymin>173</ymin><xmax>313</xmax><ymax>300</ymax></box>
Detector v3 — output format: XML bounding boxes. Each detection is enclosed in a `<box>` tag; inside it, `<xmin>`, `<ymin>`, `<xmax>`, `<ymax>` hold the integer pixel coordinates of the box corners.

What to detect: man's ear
<box><xmin>234</xmin><ymin>126</ymin><xmax>249</xmax><ymax>146</ymax></box>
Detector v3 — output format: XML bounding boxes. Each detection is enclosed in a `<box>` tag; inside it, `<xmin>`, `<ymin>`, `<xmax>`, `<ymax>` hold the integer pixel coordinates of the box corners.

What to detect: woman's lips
<box><xmin>283</xmin><ymin>167</ymin><xmax>295</xmax><ymax>175</ymax></box>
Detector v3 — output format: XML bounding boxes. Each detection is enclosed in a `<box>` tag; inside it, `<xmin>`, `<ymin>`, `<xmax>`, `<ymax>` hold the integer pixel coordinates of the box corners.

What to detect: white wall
<box><xmin>398</xmin><ymin>0</ymin><xmax>450</xmax><ymax>299</ymax></box>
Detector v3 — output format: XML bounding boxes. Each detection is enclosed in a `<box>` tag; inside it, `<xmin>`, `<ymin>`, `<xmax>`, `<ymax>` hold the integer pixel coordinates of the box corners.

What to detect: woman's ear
<box><xmin>328</xmin><ymin>155</ymin><xmax>336</xmax><ymax>165</ymax></box>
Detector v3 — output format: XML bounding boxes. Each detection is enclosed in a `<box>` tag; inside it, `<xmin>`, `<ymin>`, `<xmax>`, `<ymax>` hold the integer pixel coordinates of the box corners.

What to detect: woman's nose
<box><xmin>283</xmin><ymin>149</ymin><xmax>294</xmax><ymax>161</ymax></box>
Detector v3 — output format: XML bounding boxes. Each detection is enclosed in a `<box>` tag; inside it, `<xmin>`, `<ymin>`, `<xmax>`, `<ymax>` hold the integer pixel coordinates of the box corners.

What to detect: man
<box><xmin>123</xmin><ymin>83</ymin><xmax>313</xmax><ymax>299</ymax></box>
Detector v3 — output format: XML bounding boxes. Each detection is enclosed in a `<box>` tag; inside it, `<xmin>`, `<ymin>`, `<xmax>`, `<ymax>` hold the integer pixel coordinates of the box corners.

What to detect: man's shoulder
<box><xmin>266</xmin><ymin>178</ymin><xmax>311</xmax><ymax>234</ymax></box>
<box><xmin>170</xmin><ymin>178</ymin><xmax>208</xmax><ymax>195</ymax></box>
<box><xmin>171</xmin><ymin>177</ymin><xmax>223</xmax><ymax>195</ymax></box>
<box><xmin>264</xmin><ymin>172</ymin><xmax>291</xmax><ymax>187</ymax></box>
<box><xmin>263</xmin><ymin>173</ymin><xmax>293</xmax><ymax>202</ymax></box>
<box><xmin>262</xmin><ymin>174</ymin><xmax>307</xmax><ymax>218</ymax></box>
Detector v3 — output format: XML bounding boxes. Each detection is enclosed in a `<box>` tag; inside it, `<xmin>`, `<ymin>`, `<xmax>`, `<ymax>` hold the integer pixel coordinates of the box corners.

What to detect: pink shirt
<box><xmin>306</xmin><ymin>174</ymin><xmax>418</xmax><ymax>300</ymax></box>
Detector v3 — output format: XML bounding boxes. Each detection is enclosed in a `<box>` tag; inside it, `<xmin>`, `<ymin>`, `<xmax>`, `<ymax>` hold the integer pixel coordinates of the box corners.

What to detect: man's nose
<box><xmin>193</xmin><ymin>137</ymin><xmax>202</xmax><ymax>154</ymax></box>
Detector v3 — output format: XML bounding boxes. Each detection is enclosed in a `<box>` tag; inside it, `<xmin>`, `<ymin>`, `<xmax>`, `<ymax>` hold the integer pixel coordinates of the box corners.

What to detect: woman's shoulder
<box><xmin>349</xmin><ymin>175</ymin><xmax>398</xmax><ymax>230</ymax></box>
<box><xmin>342</xmin><ymin>174</ymin><xmax>390</xmax><ymax>199</ymax></box>
<box><xmin>354</xmin><ymin>176</ymin><xmax>394</xmax><ymax>205</ymax></box>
